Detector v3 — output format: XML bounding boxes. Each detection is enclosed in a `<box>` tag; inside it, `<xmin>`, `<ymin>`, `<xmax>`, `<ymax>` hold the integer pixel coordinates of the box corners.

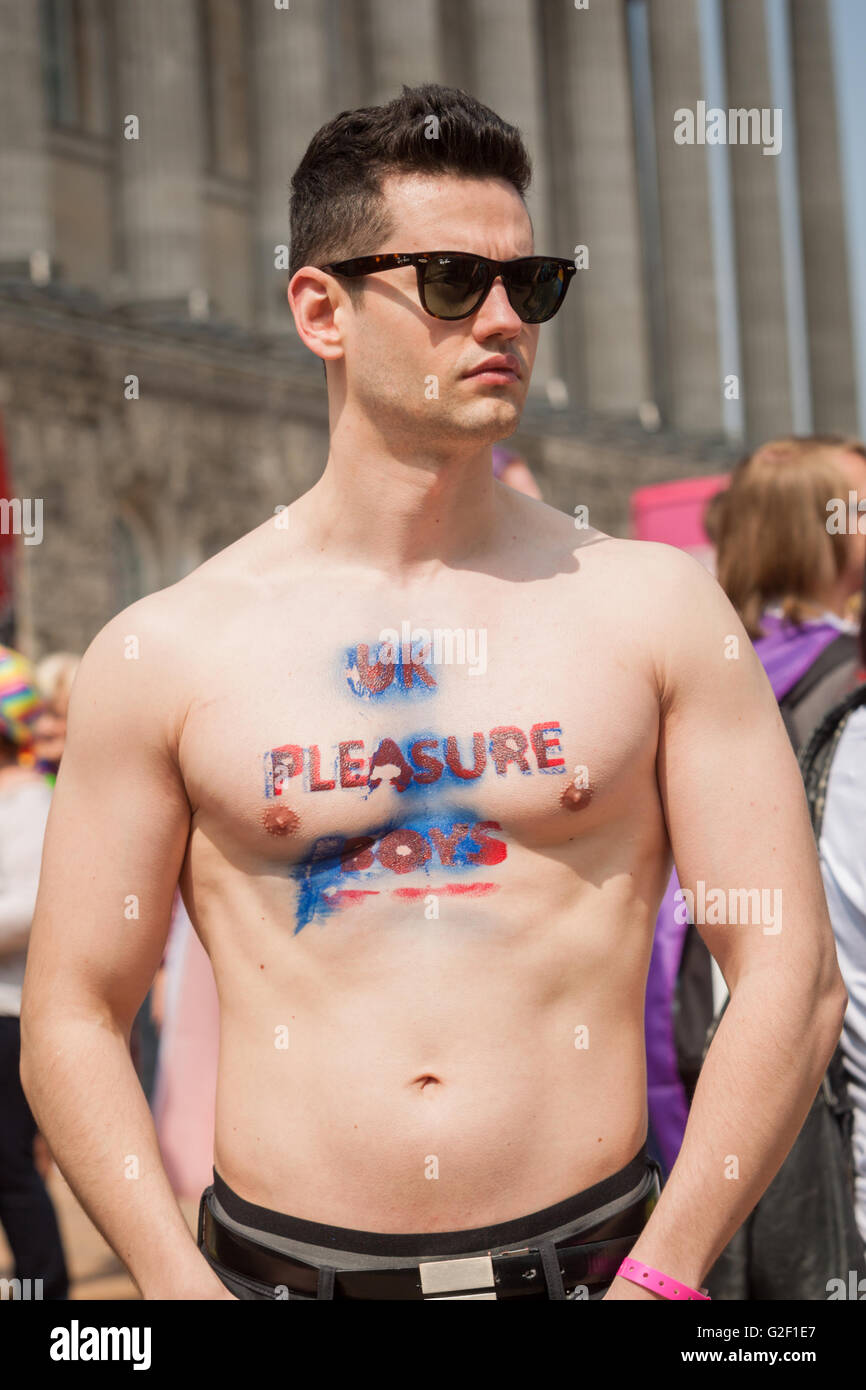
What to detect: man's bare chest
<box><xmin>178</xmin><ymin>597</ymin><xmax>660</xmax><ymax>928</ymax></box>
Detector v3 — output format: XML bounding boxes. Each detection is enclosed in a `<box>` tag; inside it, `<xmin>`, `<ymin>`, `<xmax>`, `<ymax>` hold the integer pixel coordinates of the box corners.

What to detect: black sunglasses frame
<box><xmin>319</xmin><ymin>251</ymin><xmax>577</xmax><ymax>323</ymax></box>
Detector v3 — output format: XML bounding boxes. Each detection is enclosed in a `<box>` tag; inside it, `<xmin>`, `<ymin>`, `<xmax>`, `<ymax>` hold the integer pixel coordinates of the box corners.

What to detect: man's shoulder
<box><xmin>83</xmin><ymin>583</ymin><xmax>194</xmax><ymax>668</ymax></box>
<box><xmin>549</xmin><ymin>531</ymin><xmax>736</xmax><ymax>688</ymax></box>
<box><xmin>517</xmin><ymin>506</ymin><xmax>716</xmax><ymax>591</ymax></box>
<box><xmin>71</xmin><ymin>574</ymin><xmax>213</xmax><ymax>733</ymax></box>
<box><xmin>582</xmin><ymin>535</ymin><xmax>725</xmax><ymax>609</ymax></box>
<box><xmin>578</xmin><ymin>534</ymin><xmax>711</xmax><ymax>577</ymax></box>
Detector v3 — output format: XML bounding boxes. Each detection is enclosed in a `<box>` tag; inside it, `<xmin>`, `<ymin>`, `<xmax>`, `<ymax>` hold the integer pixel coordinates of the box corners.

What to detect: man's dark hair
<box><xmin>289</xmin><ymin>83</ymin><xmax>533</xmax><ymax>286</ymax></box>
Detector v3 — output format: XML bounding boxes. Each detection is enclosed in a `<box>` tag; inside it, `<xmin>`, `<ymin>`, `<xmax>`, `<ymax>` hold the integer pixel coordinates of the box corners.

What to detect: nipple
<box><xmin>261</xmin><ymin>805</ymin><xmax>300</xmax><ymax>836</ymax></box>
<box><xmin>560</xmin><ymin>769</ymin><xmax>593</xmax><ymax>812</ymax></box>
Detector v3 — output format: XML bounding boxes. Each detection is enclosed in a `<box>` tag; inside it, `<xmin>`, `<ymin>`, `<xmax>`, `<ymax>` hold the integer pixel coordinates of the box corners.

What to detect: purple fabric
<box><xmin>492</xmin><ymin>446</ymin><xmax>515</xmax><ymax>479</ymax></box>
<box><xmin>644</xmin><ymin>871</ymin><xmax>691</xmax><ymax>1172</ymax></box>
<box><xmin>747</xmin><ymin>610</ymin><xmax>842</xmax><ymax>703</ymax></box>
<box><xmin>644</xmin><ymin>611</ymin><xmax>843</xmax><ymax>1175</ymax></box>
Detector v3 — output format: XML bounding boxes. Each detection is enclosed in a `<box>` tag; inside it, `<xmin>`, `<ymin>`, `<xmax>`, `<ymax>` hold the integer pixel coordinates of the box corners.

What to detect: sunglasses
<box><xmin>320</xmin><ymin>251</ymin><xmax>577</xmax><ymax>324</ymax></box>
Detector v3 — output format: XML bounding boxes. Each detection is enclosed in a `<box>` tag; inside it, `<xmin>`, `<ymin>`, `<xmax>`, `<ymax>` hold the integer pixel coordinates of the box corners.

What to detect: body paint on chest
<box><xmin>290</xmin><ymin>810</ymin><xmax>508</xmax><ymax>931</ymax></box>
<box><xmin>343</xmin><ymin>641</ymin><xmax>438</xmax><ymax>702</ymax></box>
<box><xmin>263</xmin><ymin>721</ymin><xmax>566</xmax><ymax>798</ymax></box>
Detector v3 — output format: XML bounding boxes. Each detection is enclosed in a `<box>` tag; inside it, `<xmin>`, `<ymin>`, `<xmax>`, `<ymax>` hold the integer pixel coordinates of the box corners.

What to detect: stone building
<box><xmin>0</xmin><ymin>0</ymin><xmax>862</xmax><ymax>655</ymax></box>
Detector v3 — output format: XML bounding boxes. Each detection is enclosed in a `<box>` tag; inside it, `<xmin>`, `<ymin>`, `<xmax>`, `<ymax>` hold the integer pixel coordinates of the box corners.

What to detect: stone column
<box><xmin>251</xmin><ymin>0</ymin><xmax>330</xmax><ymax>333</ymax></box>
<box><xmin>0</xmin><ymin>0</ymin><xmax>53</xmax><ymax>268</ymax></box>
<box><xmin>791</xmin><ymin>0</ymin><xmax>857</xmax><ymax>433</ymax></box>
<box><xmin>558</xmin><ymin>1</ymin><xmax>652</xmax><ymax>414</ymax></box>
<box><xmin>469</xmin><ymin>0</ymin><xmax>558</xmax><ymax>397</ymax></box>
<box><xmin>115</xmin><ymin>0</ymin><xmax>205</xmax><ymax>307</ymax></box>
<box><xmin>648</xmin><ymin>0</ymin><xmax>722</xmax><ymax>435</ymax></box>
<box><xmin>724</xmin><ymin>0</ymin><xmax>794</xmax><ymax>439</ymax></box>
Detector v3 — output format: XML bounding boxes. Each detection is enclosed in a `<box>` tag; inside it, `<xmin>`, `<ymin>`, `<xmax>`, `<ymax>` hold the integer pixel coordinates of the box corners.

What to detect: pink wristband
<box><xmin>616</xmin><ymin>1258</ymin><xmax>710</xmax><ymax>1300</ymax></box>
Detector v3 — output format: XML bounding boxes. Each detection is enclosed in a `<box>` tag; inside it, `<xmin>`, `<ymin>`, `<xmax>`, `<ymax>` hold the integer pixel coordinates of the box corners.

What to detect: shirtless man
<box><xmin>20</xmin><ymin>85</ymin><xmax>846</xmax><ymax>1301</ymax></box>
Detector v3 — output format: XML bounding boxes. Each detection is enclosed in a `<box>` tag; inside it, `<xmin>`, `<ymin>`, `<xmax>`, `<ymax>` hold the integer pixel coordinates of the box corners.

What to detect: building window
<box><xmin>41</xmin><ymin>0</ymin><xmax>83</xmax><ymax>127</ymax></box>
<box><xmin>200</xmin><ymin>0</ymin><xmax>251</xmax><ymax>181</ymax></box>
<box><xmin>110</xmin><ymin>510</ymin><xmax>160</xmax><ymax>610</ymax></box>
<box><xmin>40</xmin><ymin>0</ymin><xmax>110</xmax><ymax>135</ymax></box>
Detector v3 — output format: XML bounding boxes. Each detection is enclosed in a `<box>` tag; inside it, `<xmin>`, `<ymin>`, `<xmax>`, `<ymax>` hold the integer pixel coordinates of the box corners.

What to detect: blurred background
<box><xmin>0</xmin><ymin>0</ymin><xmax>864</xmax><ymax>653</ymax></box>
<box><xmin>1</xmin><ymin>0</ymin><xmax>866</xmax><ymax>1298</ymax></box>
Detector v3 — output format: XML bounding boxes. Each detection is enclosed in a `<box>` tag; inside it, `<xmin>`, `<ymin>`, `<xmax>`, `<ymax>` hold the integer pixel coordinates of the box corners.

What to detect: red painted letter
<box><xmin>376</xmin><ymin>829</ymin><xmax>432</xmax><ymax>874</ymax></box>
<box><xmin>530</xmin><ymin>722</ymin><xmax>565</xmax><ymax>771</ymax></box>
<box><xmin>339</xmin><ymin>740</ymin><xmax>367</xmax><ymax>788</ymax></box>
<box><xmin>444</xmin><ymin>733</ymin><xmax>486</xmax><ymax>779</ymax></box>
<box><xmin>429</xmin><ymin>824</ymin><xmax>471</xmax><ymax>866</ymax></box>
<box><xmin>490</xmin><ymin>726</ymin><xmax>530</xmax><ymax>775</ymax></box>
<box><xmin>466</xmin><ymin>821</ymin><xmax>507</xmax><ymax>866</ymax></box>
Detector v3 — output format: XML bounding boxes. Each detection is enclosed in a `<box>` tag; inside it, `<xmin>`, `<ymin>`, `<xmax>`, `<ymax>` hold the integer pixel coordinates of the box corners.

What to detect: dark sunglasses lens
<box><xmin>506</xmin><ymin>260</ymin><xmax>566</xmax><ymax>322</ymax></box>
<box><xmin>422</xmin><ymin>255</ymin><xmax>488</xmax><ymax>318</ymax></box>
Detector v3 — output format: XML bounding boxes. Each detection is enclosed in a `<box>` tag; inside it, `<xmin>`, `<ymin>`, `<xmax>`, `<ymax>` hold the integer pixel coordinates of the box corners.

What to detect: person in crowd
<box><xmin>802</xmin><ymin>567</ymin><xmax>866</xmax><ymax>1249</ymax></box>
<box><xmin>30</xmin><ymin>652</ymin><xmax>80</xmax><ymax>786</ymax></box>
<box><xmin>715</xmin><ymin>437</ymin><xmax>866</xmax><ymax>744</ymax></box>
<box><xmin>28</xmin><ymin>655</ymin><xmax>78</xmax><ymax>1171</ymax></box>
<box><xmin>645</xmin><ymin>433</ymin><xmax>866</xmax><ymax>1297</ymax></box>
<box><xmin>24</xmin><ymin>653</ymin><xmax>81</xmax><ymax>1185</ymax></box>
<box><xmin>0</xmin><ymin>645</ymin><xmax>68</xmax><ymax>1299</ymax></box>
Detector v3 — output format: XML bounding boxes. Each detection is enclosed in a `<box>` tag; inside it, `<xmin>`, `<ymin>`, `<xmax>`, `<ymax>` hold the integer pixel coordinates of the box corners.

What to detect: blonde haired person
<box><xmin>31</xmin><ymin>652</ymin><xmax>81</xmax><ymax>785</ymax></box>
<box><xmin>713</xmin><ymin>434</ymin><xmax>866</xmax><ymax>746</ymax></box>
<box><xmin>35</xmin><ymin>652</ymin><xmax>80</xmax><ymax>708</ymax></box>
<box><xmin>714</xmin><ymin>433</ymin><xmax>866</xmax><ymax>626</ymax></box>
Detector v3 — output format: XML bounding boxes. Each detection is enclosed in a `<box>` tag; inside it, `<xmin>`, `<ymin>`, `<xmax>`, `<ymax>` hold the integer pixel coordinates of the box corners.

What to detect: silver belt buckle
<box><xmin>419</xmin><ymin>1253</ymin><xmax>497</xmax><ymax>1300</ymax></box>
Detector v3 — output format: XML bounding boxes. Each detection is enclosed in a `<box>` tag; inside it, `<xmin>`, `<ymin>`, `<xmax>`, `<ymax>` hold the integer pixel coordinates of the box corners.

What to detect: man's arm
<box><xmin>608</xmin><ymin>545</ymin><xmax>847</xmax><ymax>1299</ymax></box>
<box><xmin>19</xmin><ymin>599</ymin><xmax>232</xmax><ymax>1300</ymax></box>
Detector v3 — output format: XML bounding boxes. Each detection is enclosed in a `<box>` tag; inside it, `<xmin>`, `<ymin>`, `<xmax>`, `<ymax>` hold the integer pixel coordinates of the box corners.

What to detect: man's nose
<box><xmin>474</xmin><ymin>276</ymin><xmax>523</xmax><ymax>336</ymax></box>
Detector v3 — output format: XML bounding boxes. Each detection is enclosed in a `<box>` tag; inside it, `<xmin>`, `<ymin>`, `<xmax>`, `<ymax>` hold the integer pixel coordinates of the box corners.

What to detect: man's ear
<box><xmin>288</xmin><ymin>265</ymin><xmax>344</xmax><ymax>368</ymax></box>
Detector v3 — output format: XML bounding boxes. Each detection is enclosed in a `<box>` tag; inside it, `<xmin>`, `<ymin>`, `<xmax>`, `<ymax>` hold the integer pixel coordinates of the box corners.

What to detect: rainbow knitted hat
<box><xmin>0</xmin><ymin>645</ymin><xmax>47</xmax><ymax>747</ymax></box>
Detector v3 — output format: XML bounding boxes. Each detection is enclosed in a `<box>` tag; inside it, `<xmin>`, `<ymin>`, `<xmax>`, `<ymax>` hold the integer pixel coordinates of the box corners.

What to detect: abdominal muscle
<box><xmin>206</xmin><ymin>876</ymin><xmax>653</xmax><ymax>1232</ymax></box>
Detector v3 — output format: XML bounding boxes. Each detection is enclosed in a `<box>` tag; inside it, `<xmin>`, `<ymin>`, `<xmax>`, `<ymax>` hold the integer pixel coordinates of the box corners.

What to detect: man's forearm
<box><xmin>613</xmin><ymin>972</ymin><xmax>845</xmax><ymax>1297</ymax></box>
<box><xmin>20</xmin><ymin>1007</ymin><xmax>229</xmax><ymax>1298</ymax></box>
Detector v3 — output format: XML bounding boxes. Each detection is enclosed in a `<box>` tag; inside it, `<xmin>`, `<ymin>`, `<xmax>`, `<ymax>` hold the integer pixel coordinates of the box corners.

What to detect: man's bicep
<box><xmin>24</xmin><ymin>612</ymin><xmax>192</xmax><ymax>1029</ymax></box>
<box><xmin>653</xmin><ymin>556</ymin><xmax>838</xmax><ymax>997</ymax></box>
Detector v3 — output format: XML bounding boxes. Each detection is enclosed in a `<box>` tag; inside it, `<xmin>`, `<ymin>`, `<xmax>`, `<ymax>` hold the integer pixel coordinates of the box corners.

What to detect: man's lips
<box><xmin>464</xmin><ymin>356</ymin><xmax>522</xmax><ymax>381</ymax></box>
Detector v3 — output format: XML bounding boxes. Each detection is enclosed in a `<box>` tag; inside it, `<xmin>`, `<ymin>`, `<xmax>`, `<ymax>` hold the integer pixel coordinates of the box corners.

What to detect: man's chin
<box><xmin>447</xmin><ymin>395</ymin><xmax>525</xmax><ymax>437</ymax></box>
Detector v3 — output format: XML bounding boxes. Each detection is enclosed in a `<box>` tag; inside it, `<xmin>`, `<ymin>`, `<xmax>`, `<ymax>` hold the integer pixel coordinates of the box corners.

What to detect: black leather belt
<box><xmin>198</xmin><ymin>1165</ymin><xmax>660</xmax><ymax>1300</ymax></box>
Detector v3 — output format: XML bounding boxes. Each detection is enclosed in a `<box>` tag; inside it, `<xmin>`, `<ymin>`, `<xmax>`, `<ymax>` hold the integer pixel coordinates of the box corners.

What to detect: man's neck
<box><xmin>295</xmin><ymin>424</ymin><xmax>509</xmax><ymax>580</ymax></box>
